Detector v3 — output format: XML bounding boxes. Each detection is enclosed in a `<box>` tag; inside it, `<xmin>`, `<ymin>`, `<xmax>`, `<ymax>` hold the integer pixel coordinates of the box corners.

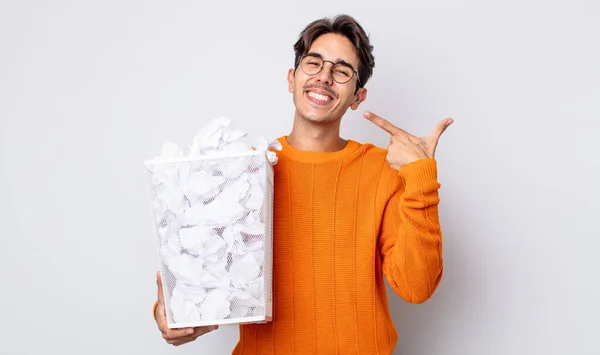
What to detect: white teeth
<box><xmin>308</xmin><ymin>91</ymin><xmax>331</xmax><ymax>102</ymax></box>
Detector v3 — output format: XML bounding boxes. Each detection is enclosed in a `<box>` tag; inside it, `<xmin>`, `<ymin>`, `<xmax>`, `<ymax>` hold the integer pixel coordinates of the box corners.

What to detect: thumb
<box><xmin>156</xmin><ymin>271</ymin><xmax>165</xmax><ymax>306</ymax></box>
<box><xmin>430</xmin><ymin>118</ymin><xmax>454</xmax><ymax>144</ymax></box>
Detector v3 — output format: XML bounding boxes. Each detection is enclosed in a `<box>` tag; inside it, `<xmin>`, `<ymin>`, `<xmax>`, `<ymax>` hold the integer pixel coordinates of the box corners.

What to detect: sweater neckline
<box><xmin>276</xmin><ymin>136</ymin><xmax>362</xmax><ymax>163</ymax></box>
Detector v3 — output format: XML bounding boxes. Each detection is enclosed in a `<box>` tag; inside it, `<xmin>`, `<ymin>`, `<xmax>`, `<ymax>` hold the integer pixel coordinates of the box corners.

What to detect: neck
<box><xmin>286</xmin><ymin>116</ymin><xmax>347</xmax><ymax>152</ymax></box>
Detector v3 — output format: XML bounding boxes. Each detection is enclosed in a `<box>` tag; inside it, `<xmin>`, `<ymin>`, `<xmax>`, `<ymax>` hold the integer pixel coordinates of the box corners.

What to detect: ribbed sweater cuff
<box><xmin>397</xmin><ymin>158</ymin><xmax>439</xmax><ymax>191</ymax></box>
<box><xmin>152</xmin><ymin>300</ymin><xmax>159</xmax><ymax>320</ymax></box>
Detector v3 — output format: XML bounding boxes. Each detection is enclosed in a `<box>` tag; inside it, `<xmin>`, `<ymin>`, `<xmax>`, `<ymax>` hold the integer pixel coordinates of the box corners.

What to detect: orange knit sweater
<box><xmin>231</xmin><ymin>136</ymin><xmax>444</xmax><ymax>355</ymax></box>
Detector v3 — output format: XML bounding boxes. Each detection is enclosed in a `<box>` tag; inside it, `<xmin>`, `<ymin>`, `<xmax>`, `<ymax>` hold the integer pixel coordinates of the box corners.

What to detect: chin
<box><xmin>301</xmin><ymin>113</ymin><xmax>339</xmax><ymax>125</ymax></box>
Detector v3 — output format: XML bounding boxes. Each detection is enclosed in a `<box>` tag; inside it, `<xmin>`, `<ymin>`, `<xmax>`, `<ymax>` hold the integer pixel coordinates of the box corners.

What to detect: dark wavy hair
<box><xmin>293</xmin><ymin>14</ymin><xmax>375</xmax><ymax>92</ymax></box>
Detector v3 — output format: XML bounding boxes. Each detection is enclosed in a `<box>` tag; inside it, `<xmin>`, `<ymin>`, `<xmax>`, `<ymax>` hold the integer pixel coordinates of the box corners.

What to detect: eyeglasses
<box><xmin>298</xmin><ymin>54</ymin><xmax>360</xmax><ymax>85</ymax></box>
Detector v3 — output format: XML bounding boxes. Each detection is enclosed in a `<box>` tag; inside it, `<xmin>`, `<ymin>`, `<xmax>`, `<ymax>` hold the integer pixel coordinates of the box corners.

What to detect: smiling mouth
<box><xmin>306</xmin><ymin>91</ymin><xmax>333</xmax><ymax>103</ymax></box>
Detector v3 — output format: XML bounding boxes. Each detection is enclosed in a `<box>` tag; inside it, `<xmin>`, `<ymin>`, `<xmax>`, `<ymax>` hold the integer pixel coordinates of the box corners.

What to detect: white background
<box><xmin>1</xmin><ymin>0</ymin><xmax>599</xmax><ymax>354</ymax></box>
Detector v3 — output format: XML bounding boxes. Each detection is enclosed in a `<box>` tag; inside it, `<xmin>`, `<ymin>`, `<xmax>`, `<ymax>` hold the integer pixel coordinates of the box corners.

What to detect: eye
<box><xmin>334</xmin><ymin>66</ymin><xmax>351</xmax><ymax>77</ymax></box>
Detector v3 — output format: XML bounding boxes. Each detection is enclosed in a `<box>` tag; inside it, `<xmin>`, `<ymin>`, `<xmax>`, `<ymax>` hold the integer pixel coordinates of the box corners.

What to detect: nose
<box><xmin>315</xmin><ymin>61</ymin><xmax>334</xmax><ymax>85</ymax></box>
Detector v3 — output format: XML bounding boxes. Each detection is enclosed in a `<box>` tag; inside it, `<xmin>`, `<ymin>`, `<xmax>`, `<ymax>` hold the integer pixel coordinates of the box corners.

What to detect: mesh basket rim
<box><xmin>144</xmin><ymin>149</ymin><xmax>270</xmax><ymax>167</ymax></box>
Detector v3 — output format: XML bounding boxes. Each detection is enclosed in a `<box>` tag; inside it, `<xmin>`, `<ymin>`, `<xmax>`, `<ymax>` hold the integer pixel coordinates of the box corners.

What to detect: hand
<box><xmin>155</xmin><ymin>271</ymin><xmax>219</xmax><ymax>346</ymax></box>
<box><xmin>364</xmin><ymin>111</ymin><xmax>453</xmax><ymax>170</ymax></box>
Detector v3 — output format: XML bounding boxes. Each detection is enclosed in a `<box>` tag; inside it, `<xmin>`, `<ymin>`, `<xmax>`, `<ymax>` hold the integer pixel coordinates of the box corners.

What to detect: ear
<box><xmin>287</xmin><ymin>68</ymin><xmax>295</xmax><ymax>93</ymax></box>
<box><xmin>350</xmin><ymin>88</ymin><xmax>367</xmax><ymax>110</ymax></box>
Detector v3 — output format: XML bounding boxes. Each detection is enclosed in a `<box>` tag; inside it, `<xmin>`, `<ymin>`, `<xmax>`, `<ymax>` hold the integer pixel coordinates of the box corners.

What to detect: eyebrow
<box><xmin>305</xmin><ymin>52</ymin><xmax>357</xmax><ymax>71</ymax></box>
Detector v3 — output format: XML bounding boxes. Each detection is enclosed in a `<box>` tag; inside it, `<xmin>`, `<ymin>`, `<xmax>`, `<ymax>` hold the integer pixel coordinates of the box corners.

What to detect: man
<box><xmin>153</xmin><ymin>14</ymin><xmax>453</xmax><ymax>354</ymax></box>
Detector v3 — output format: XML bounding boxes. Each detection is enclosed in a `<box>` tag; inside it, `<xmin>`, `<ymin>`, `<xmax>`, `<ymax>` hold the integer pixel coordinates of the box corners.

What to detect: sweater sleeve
<box><xmin>377</xmin><ymin>157</ymin><xmax>444</xmax><ymax>304</ymax></box>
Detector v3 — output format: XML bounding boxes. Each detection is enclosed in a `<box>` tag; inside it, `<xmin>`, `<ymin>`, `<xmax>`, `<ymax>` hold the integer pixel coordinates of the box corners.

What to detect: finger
<box><xmin>167</xmin><ymin>336</ymin><xmax>193</xmax><ymax>346</ymax></box>
<box><xmin>165</xmin><ymin>331</ymin><xmax>196</xmax><ymax>345</ymax></box>
<box><xmin>429</xmin><ymin>118</ymin><xmax>453</xmax><ymax>143</ymax></box>
<box><xmin>364</xmin><ymin>111</ymin><xmax>404</xmax><ymax>135</ymax></box>
<box><xmin>163</xmin><ymin>325</ymin><xmax>217</xmax><ymax>345</ymax></box>
<box><xmin>162</xmin><ymin>327</ymin><xmax>196</xmax><ymax>340</ymax></box>
<box><xmin>156</xmin><ymin>271</ymin><xmax>165</xmax><ymax>306</ymax></box>
<box><xmin>191</xmin><ymin>325</ymin><xmax>219</xmax><ymax>337</ymax></box>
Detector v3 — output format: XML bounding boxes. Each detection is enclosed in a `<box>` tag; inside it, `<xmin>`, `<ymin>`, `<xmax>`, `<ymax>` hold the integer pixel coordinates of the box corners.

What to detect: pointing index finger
<box><xmin>364</xmin><ymin>111</ymin><xmax>403</xmax><ymax>135</ymax></box>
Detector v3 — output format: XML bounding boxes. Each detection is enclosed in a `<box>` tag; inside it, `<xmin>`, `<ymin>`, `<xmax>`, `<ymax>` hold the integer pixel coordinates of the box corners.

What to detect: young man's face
<box><xmin>288</xmin><ymin>33</ymin><xmax>367</xmax><ymax>125</ymax></box>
